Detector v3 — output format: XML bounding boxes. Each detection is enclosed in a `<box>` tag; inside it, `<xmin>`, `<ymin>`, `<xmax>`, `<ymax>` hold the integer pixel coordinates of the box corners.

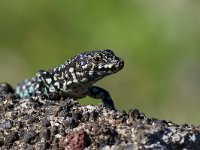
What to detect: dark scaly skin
<box><xmin>1</xmin><ymin>50</ymin><xmax>124</xmax><ymax>109</ymax></box>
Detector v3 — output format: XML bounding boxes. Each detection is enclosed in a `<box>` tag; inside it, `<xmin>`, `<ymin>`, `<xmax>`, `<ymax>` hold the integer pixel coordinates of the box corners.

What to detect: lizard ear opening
<box><xmin>36</xmin><ymin>70</ymin><xmax>53</xmax><ymax>86</ymax></box>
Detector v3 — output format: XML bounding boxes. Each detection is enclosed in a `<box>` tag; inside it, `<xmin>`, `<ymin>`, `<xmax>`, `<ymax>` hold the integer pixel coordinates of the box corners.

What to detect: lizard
<box><xmin>0</xmin><ymin>49</ymin><xmax>124</xmax><ymax>110</ymax></box>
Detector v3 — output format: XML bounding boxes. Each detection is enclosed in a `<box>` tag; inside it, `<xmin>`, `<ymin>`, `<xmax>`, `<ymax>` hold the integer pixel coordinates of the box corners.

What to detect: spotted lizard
<box><xmin>0</xmin><ymin>49</ymin><xmax>124</xmax><ymax>109</ymax></box>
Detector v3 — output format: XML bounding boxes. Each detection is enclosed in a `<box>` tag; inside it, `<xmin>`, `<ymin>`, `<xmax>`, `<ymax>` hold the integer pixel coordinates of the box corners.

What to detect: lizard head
<box><xmin>73</xmin><ymin>49</ymin><xmax>124</xmax><ymax>82</ymax></box>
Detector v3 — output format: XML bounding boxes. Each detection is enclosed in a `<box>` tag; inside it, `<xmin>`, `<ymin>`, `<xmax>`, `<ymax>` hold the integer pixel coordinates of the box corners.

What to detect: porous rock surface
<box><xmin>0</xmin><ymin>93</ymin><xmax>200</xmax><ymax>150</ymax></box>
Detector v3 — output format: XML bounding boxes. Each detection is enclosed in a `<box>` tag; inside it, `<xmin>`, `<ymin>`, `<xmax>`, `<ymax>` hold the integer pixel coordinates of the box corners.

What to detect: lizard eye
<box><xmin>93</xmin><ymin>54</ymin><xmax>103</xmax><ymax>63</ymax></box>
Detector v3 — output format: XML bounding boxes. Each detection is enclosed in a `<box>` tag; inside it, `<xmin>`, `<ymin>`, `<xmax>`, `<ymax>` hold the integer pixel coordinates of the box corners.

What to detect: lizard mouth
<box><xmin>109</xmin><ymin>58</ymin><xmax>124</xmax><ymax>73</ymax></box>
<box><xmin>97</xmin><ymin>58</ymin><xmax>124</xmax><ymax>74</ymax></box>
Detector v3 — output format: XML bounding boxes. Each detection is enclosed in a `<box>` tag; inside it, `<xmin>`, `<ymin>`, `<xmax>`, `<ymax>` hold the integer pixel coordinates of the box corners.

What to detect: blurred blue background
<box><xmin>0</xmin><ymin>0</ymin><xmax>200</xmax><ymax>125</ymax></box>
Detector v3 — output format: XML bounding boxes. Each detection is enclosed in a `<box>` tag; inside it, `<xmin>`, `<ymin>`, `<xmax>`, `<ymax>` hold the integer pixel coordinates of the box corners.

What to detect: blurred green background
<box><xmin>1</xmin><ymin>0</ymin><xmax>200</xmax><ymax>125</ymax></box>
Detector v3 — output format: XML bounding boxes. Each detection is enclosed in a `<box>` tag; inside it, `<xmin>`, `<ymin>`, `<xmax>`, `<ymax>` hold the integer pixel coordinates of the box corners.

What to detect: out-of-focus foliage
<box><xmin>0</xmin><ymin>0</ymin><xmax>200</xmax><ymax>125</ymax></box>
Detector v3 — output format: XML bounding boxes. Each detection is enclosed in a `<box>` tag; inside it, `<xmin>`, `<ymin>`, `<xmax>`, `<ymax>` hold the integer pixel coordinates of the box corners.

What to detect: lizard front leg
<box><xmin>87</xmin><ymin>86</ymin><xmax>115</xmax><ymax>110</ymax></box>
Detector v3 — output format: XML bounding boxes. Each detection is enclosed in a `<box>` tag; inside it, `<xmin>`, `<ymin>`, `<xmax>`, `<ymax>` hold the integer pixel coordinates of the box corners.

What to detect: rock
<box><xmin>0</xmin><ymin>94</ymin><xmax>200</xmax><ymax>149</ymax></box>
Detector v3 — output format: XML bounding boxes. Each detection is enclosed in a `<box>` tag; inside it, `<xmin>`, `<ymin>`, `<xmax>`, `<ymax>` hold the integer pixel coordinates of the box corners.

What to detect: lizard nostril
<box><xmin>118</xmin><ymin>59</ymin><xmax>124</xmax><ymax>70</ymax></box>
<box><xmin>121</xmin><ymin>60</ymin><xmax>124</xmax><ymax>67</ymax></box>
